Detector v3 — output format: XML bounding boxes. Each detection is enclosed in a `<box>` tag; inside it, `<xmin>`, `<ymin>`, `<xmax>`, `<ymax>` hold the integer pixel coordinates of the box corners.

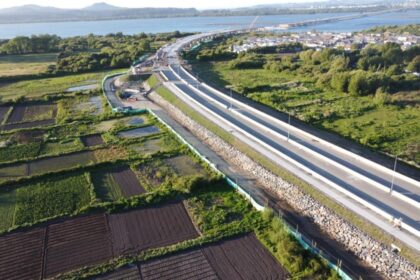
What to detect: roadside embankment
<box><xmin>147</xmin><ymin>89</ymin><xmax>420</xmax><ymax>280</ymax></box>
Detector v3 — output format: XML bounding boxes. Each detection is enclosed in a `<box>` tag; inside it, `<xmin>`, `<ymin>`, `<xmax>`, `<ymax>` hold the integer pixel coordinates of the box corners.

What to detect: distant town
<box><xmin>232</xmin><ymin>31</ymin><xmax>420</xmax><ymax>53</ymax></box>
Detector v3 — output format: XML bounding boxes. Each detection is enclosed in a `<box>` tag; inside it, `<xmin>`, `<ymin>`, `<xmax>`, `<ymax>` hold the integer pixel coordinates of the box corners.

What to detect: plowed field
<box><xmin>112</xmin><ymin>167</ymin><xmax>146</xmax><ymax>197</ymax></box>
<box><xmin>202</xmin><ymin>234</ymin><xmax>288</xmax><ymax>279</ymax></box>
<box><xmin>139</xmin><ymin>249</ymin><xmax>217</xmax><ymax>280</ymax></box>
<box><xmin>93</xmin><ymin>266</ymin><xmax>141</xmax><ymax>280</ymax></box>
<box><xmin>109</xmin><ymin>202</ymin><xmax>198</xmax><ymax>255</ymax></box>
<box><xmin>113</xmin><ymin>234</ymin><xmax>287</xmax><ymax>280</ymax></box>
<box><xmin>0</xmin><ymin>202</ymin><xmax>200</xmax><ymax>279</ymax></box>
<box><xmin>44</xmin><ymin>214</ymin><xmax>113</xmax><ymax>278</ymax></box>
<box><xmin>0</xmin><ymin>228</ymin><xmax>46</xmax><ymax>280</ymax></box>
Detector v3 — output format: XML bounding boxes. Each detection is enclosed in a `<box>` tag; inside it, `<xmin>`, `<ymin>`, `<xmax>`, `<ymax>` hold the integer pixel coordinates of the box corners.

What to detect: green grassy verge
<box><xmin>152</xmin><ymin>81</ymin><xmax>420</xmax><ymax>267</ymax></box>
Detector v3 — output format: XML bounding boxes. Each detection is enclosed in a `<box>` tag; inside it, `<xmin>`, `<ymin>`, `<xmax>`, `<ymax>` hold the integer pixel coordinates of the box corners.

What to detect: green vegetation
<box><xmin>258</xmin><ymin>210</ymin><xmax>337</xmax><ymax>279</ymax></box>
<box><xmin>151</xmin><ymin>78</ymin><xmax>420</xmax><ymax>267</ymax></box>
<box><xmin>91</xmin><ymin>170</ymin><xmax>123</xmax><ymax>202</ymax></box>
<box><xmin>187</xmin><ymin>36</ymin><xmax>420</xmax><ymax>165</ymax></box>
<box><xmin>14</xmin><ymin>173</ymin><xmax>91</xmax><ymax>225</ymax></box>
<box><xmin>363</xmin><ymin>24</ymin><xmax>420</xmax><ymax>36</ymax></box>
<box><xmin>0</xmin><ymin>53</ymin><xmax>57</xmax><ymax>76</ymax></box>
<box><xmin>0</xmin><ymin>189</ymin><xmax>16</xmax><ymax>230</ymax></box>
<box><xmin>0</xmin><ymin>70</ymin><xmax>113</xmax><ymax>101</ymax></box>
<box><xmin>0</xmin><ymin>32</ymin><xmax>188</xmax><ymax>77</ymax></box>
<box><xmin>0</xmin><ymin>142</ymin><xmax>41</xmax><ymax>163</ymax></box>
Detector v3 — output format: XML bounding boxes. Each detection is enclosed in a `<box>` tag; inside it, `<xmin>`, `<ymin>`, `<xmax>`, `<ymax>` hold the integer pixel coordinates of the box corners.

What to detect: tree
<box><xmin>373</xmin><ymin>87</ymin><xmax>391</xmax><ymax>107</ymax></box>
<box><xmin>407</xmin><ymin>55</ymin><xmax>420</xmax><ymax>72</ymax></box>
<box><xmin>348</xmin><ymin>71</ymin><xmax>368</xmax><ymax>96</ymax></box>
<box><xmin>330</xmin><ymin>72</ymin><xmax>350</xmax><ymax>92</ymax></box>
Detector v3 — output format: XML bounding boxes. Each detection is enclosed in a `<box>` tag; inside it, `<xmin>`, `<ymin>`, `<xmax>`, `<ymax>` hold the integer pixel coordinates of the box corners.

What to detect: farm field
<box><xmin>128</xmin><ymin>138</ymin><xmax>165</xmax><ymax>155</ymax></box>
<box><xmin>5</xmin><ymin>103</ymin><xmax>57</xmax><ymax>124</ymax></box>
<box><xmin>164</xmin><ymin>155</ymin><xmax>206</xmax><ymax>177</ymax></box>
<box><xmin>44</xmin><ymin>214</ymin><xmax>113</xmax><ymax>278</ymax></box>
<box><xmin>0</xmin><ymin>228</ymin><xmax>46</xmax><ymax>280</ymax></box>
<box><xmin>0</xmin><ymin>173</ymin><xmax>91</xmax><ymax>230</ymax></box>
<box><xmin>138</xmin><ymin>234</ymin><xmax>287</xmax><ymax>280</ymax></box>
<box><xmin>0</xmin><ymin>68</ymin><xmax>339</xmax><ymax>280</ymax></box>
<box><xmin>110</xmin><ymin>166</ymin><xmax>146</xmax><ymax>197</ymax></box>
<box><xmin>0</xmin><ymin>202</ymin><xmax>200</xmax><ymax>279</ymax></box>
<box><xmin>0</xmin><ymin>106</ymin><xmax>10</xmax><ymax>123</ymax></box>
<box><xmin>39</xmin><ymin>139</ymin><xmax>84</xmax><ymax>155</ymax></box>
<box><xmin>0</xmin><ymin>119</ymin><xmax>56</xmax><ymax>131</ymax></box>
<box><xmin>81</xmin><ymin>134</ymin><xmax>104</xmax><ymax>147</ymax></box>
<box><xmin>92</xmin><ymin>166</ymin><xmax>145</xmax><ymax>201</ymax></box>
<box><xmin>0</xmin><ymin>70</ymin><xmax>123</xmax><ymax>101</ymax></box>
<box><xmin>0</xmin><ymin>53</ymin><xmax>57</xmax><ymax>77</ymax></box>
<box><xmin>0</xmin><ymin>151</ymin><xmax>96</xmax><ymax>183</ymax></box>
<box><xmin>57</xmin><ymin>94</ymin><xmax>106</xmax><ymax>121</ymax></box>
<box><xmin>109</xmin><ymin>202</ymin><xmax>199</xmax><ymax>256</ymax></box>
<box><xmin>118</xmin><ymin>126</ymin><xmax>160</xmax><ymax>139</ymax></box>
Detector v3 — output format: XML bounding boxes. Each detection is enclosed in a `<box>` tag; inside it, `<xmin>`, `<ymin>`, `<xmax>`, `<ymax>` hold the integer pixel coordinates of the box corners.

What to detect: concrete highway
<box><xmin>155</xmin><ymin>32</ymin><xmax>420</xmax><ymax>250</ymax></box>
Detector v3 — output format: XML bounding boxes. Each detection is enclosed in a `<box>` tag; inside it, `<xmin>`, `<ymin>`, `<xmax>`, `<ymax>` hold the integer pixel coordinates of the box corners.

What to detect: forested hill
<box><xmin>0</xmin><ymin>2</ymin><xmax>403</xmax><ymax>24</ymax></box>
<box><xmin>0</xmin><ymin>5</ymin><xmax>199</xmax><ymax>24</ymax></box>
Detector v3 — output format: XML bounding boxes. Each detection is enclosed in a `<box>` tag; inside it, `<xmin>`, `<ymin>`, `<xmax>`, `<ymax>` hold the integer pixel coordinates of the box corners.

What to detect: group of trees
<box><xmin>0</xmin><ymin>34</ymin><xmax>60</xmax><ymax>54</ymax></box>
<box><xmin>0</xmin><ymin>31</ymin><xmax>189</xmax><ymax>74</ymax></box>
<box><xmin>225</xmin><ymin>41</ymin><xmax>420</xmax><ymax>97</ymax></box>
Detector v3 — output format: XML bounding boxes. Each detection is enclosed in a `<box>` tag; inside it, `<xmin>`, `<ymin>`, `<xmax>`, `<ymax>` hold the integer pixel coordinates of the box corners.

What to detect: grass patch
<box><xmin>0</xmin><ymin>53</ymin><xmax>57</xmax><ymax>76</ymax></box>
<box><xmin>14</xmin><ymin>173</ymin><xmax>91</xmax><ymax>225</ymax></box>
<box><xmin>0</xmin><ymin>69</ymin><xmax>124</xmax><ymax>101</ymax></box>
<box><xmin>91</xmin><ymin>170</ymin><xmax>123</xmax><ymax>202</ymax></box>
<box><xmin>39</xmin><ymin>139</ymin><xmax>84</xmax><ymax>156</ymax></box>
<box><xmin>0</xmin><ymin>188</ymin><xmax>17</xmax><ymax>231</ymax></box>
<box><xmin>0</xmin><ymin>142</ymin><xmax>41</xmax><ymax>163</ymax></box>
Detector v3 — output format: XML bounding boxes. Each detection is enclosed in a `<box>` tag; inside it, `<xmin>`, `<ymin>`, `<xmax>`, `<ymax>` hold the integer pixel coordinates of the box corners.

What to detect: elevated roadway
<box><xmin>155</xmin><ymin>32</ymin><xmax>420</xmax><ymax>251</ymax></box>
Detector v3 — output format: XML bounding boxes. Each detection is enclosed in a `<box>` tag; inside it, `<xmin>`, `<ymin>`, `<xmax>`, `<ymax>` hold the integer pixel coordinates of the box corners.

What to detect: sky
<box><xmin>0</xmin><ymin>0</ymin><xmax>325</xmax><ymax>10</ymax></box>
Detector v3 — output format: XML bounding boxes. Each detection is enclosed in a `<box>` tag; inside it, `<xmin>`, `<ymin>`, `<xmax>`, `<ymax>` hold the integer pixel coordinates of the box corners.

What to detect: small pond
<box><xmin>118</xmin><ymin>126</ymin><xmax>160</xmax><ymax>139</ymax></box>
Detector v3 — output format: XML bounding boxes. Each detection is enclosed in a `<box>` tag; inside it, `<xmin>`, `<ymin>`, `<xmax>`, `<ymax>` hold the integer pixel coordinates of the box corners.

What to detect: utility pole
<box><xmin>226</xmin><ymin>85</ymin><xmax>233</xmax><ymax>109</ymax></box>
<box><xmin>287</xmin><ymin>113</ymin><xmax>291</xmax><ymax>142</ymax></box>
<box><xmin>390</xmin><ymin>154</ymin><xmax>398</xmax><ymax>194</ymax></box>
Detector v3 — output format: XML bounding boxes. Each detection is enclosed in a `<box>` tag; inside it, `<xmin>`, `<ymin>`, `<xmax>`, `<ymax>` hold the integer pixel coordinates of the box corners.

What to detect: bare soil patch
<box><xmin>0</xmin><ymin>228</ymin><xmax>45</xmax><ymax>280</ymax></box>
<box><xmin>139</xmin><ymin>249</ymin><xmax>217</xmax><ymax>280</ymax></box>
<box><xmin>202</xmin><ymin>234</ymin><xmax>288</xmax><ymax>279</ymax></box>
<box><xmin>109</xmin><ymin>202</ymin><xmax>198</xmax><ymax>256</ymax></box>
<box><xmin>93</xmin><ymin>266</ymin><xmax>141</xmax><ymax>280</ymax></box>
<box><xmin>111</xmin><ymin>166</ymin><xmax>146</xmax><ymax>198</ymax></box>
<box><xmin>81</xmin><ymin>134</ymin><xmax>104</xmax><ymax>147</ymax></box>
<box><xmin>44</xmin><ymin>214</ymin><xmax>113</xmax><ymax>278</ymax></box>
<box><xmin>6</xmin><ymin>103</ymin><xmax>56</xmax><ymax>124</ymax></box>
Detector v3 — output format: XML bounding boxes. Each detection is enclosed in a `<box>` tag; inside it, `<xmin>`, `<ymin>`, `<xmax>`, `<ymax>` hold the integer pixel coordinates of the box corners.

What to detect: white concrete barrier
<box><xmin>167</xmin><ymin>77</ymin><xmax>420</xmax><ymax>239</ymax></box>
<box><xmin>171</xmin><ymin>65</ymin><xmax>419</xmax><ymax>209</ymax></box>
<box><xmin>179</xmin><ymin>65</ymin><xmax>420</xmax><ymax>189</ymax></box>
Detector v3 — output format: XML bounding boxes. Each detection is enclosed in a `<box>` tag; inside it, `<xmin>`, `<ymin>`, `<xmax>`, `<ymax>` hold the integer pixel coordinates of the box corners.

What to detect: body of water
<box><xmin>0</xmin><ymin>10</ymin><xmax>419</xmax><ymax>38</ymax></box>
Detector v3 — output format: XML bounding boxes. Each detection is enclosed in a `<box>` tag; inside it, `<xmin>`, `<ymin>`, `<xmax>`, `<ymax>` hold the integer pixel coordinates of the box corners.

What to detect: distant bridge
<box><xmin>276</xmin><ymin>9</ymin><xmax>402</xmax><ymax>30</ymax></box>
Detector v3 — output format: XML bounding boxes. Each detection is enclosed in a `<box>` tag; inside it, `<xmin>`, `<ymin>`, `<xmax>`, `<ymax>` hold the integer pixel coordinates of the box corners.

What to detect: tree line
<box><xmin>0</xmin><ymin>31</ymin><xmax>189</xmax><ymax>74</ymax></box>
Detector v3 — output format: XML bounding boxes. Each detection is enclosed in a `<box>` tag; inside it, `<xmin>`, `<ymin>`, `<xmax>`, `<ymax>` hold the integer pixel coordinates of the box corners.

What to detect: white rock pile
<box><xmin>149</xmin><ymin>92</ymin><xmax>420</xmax><ymax>280</ymax></box>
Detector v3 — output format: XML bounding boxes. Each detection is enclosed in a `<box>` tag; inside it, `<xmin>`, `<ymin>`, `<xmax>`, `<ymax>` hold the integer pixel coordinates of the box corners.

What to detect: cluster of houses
<box><xmin>232</xmin><ymin>31</ymin><xmax>420</xmax><ymax>53</ymax></box>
